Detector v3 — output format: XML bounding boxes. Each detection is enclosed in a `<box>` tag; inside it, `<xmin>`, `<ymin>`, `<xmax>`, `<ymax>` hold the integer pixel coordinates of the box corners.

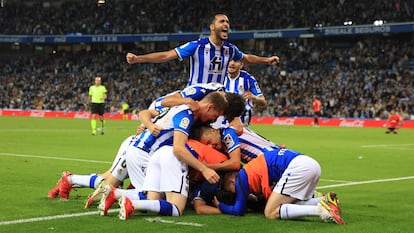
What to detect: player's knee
<box><xmin>264</xmin><ymin>206</ymin><xmax>280</xmax><ymax>220</ymax></box>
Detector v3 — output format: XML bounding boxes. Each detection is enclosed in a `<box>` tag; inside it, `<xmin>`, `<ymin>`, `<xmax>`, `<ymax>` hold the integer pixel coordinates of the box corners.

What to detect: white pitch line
<box><xmin>0</xmin><ymin>152</ymin><xmax>111</xmax><ymax>164</ymax></box>
<box><xmin>317</xmin><ymin>176</ymin><xmax>414</xmax><ymax>189</ymax></box>
<box><xmin>361</xmin><ymin>144</ymin><xmax>414</xmax><ymax>148</ymax></box>
<box><xmin>145</xmin><ymin>217</ymin><xmax>205</xmax><ymax>227</ymax></box>
<box><xmin>319</xmin><ymin>178</ymin><xmax>353</xmax><ymax>183</ymax></box>
<box><xmin>0</xmin><ymin>209</ymin><xmax>117</xmax><ymax>226</ymax></box>
<box><xmin>0</xmin><ymin>209</ymin><xmax>205</xmax><ymax>227</ymax></box>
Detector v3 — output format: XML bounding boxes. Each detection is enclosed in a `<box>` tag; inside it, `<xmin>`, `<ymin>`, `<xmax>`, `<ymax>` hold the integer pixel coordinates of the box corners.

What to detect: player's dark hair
<box><xmin>189</xmin><ymin>124</ymin><xmax>210</xmax><ymax>140</ymax></box>
<box><xmin>224</xmin><ymin>93</ymin><xmax>245</xmax><ymax>121</ymax></box>
<box><xmin>209</xmin><ymin>12</ymin><xmax>229</xmax><ymax>25</ymax></box>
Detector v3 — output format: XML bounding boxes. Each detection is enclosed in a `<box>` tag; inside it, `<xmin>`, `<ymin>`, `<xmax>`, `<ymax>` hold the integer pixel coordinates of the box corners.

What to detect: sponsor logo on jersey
<box><xmin>223</xmin><ymin>134</ymin><xmax>235</xmax><ymax>148</ymax></box>
<box><xmin>184</xmin><ymin>87</ymin><xmax>196</xmax><ymax>96</ymax></box>
<box><xmin>179</xmin><ymin>117</ymin><xmax>190</xmax><ymax>129</ymax></box>
<box><xmin>254</xmin><ymin>82</ymin><xmax>262</xmax><ymax>93</ymax></box>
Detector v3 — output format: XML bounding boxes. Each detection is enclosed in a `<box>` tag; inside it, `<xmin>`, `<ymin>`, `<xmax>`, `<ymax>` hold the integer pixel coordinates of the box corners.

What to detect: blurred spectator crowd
<box><xmin>1</xmin><ymin>34</ymin><xmax>413</xmax><ymax>120</ymax></box>
<box><xmin>0</xmin><ymin>0</ymin><xmax>413</xmax><ymax>35</ymax></box>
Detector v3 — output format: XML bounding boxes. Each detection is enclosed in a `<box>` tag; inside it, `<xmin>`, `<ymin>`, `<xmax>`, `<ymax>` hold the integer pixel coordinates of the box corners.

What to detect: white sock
<box><xmin>295</xmin><ymin>197</ymin><xmax>323</xmax><ymax>206</ymax></box>
<box><xmin>279</xmin><ymin>204</ymin><xmax>318</xmax><ymax>219</ymax></box>
<box><xmin>115</xmin><ymin>189</ymin><xmax>146</xmax><ymax>200</ymax></box>
<box><xmin>131</xmin><ymin>200</ymin><xmax>180</xmax><ymax>216</ymax></box>
<box><xmin>69</xmin><ymin>174</ymin><xmax>104</xmax><ymax>188</ymax></box>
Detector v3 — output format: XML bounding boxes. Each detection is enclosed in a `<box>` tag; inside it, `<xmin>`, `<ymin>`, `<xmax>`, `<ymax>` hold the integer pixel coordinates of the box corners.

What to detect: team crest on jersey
<box><xmin>223</xmin><ymin>134</ymin><xmax>235</xmax><ymax>148</ymax></box>
<box><xmin>224</xmin><ymin>48</ymin><xmax>229</xmax><ymax>55</ymax></box>
<box><xmin>179</xmin><ymin>117</ymin><xmax>190</xmax><ymax>129</ymax></box>
<box><xmin>238</xmin><ymin>85</ymin><xmax>244</xmax><ymax>92</ymax></box>
<box><xmin>184</xmin><ymin>88</ymin><xmax>196</xmax><ymax>96</ymax></box>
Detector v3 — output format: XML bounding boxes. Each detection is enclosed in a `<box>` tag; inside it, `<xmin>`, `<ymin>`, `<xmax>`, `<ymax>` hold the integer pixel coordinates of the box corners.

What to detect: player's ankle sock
<box><xmin>131</xmin><ymin>200</ymin><xmax>180</xmax><ymax>216</ymax></box>
<box><xmin>158</xmin><ymin>200</ymin><xmax>180</xmax><ymax>216</ymax></box>
<box><xmin>101</xmin><ymin>120</ymin><xmax>105</xmax><ymax>128</ymax></box>
<box><xmin>279</xmin><ymin>204</ymin><xmax>317</xmax><ymax>219</ymax></box>
<box><xmin>69</xmin><ymin>174</ymin><xmax>103</xmax><ymax>188</ymax></box>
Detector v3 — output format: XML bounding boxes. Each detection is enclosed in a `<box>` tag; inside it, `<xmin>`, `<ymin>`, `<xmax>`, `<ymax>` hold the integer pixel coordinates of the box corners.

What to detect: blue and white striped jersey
<box><xmin>224</xmin><ymin>70</ymin><xmax>263</xmax><ymax>111</ymax></box>
<box><xmin>132</xmin><ymin>105</ymin><xmax>194</xmax><ymax>153</ymax></box>
<box><xmin>175</xmin><ymin>37</ymin><xmax>244</xmax><ymax>86</ymax></box>
<box><xmin>238</xmin><ymin>127</ymin><xmax>280</xmax><ymax>163</ymax></box>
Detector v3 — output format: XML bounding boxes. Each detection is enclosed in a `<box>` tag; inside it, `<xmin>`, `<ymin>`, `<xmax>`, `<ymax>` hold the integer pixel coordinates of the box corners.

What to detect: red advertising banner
<box><xmin>251</xmin><ymin>116</ymin><xmax>414</xmax><ymax>128</ymax></box>
<box><xmin>1</xmin><ymin>109</ymin><xmax>413</xmax><ymax>128</ymax></box>
<box><xmin>0</xmin><ymin>109</ymin><xmax>139</xmax><ymax>120</ymax></box>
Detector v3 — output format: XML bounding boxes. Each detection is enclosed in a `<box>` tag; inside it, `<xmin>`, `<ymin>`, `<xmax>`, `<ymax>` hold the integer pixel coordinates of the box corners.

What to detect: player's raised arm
<box><xmin>241</xmin><ymin>54</ymin><xmax>279</xmax><ymax>65</ymax></box>
<box><xmin>126</xmin><ymin>50</ymin><xmax>178</xmax><ymax>64</ymax></box>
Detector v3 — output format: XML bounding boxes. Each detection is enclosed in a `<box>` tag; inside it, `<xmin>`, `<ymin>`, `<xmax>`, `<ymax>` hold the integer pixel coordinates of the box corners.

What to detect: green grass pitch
<box><xmin>0</xmin><ymin>116</ymin><xmax>413</xmax><ymax>233</ymax></box>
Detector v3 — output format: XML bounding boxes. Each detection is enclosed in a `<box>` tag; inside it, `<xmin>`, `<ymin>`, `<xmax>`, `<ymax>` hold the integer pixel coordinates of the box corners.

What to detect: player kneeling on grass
<box><xmin>385</xmin><ymin>109</ymin><xmax>403</xmax><ymax>134</ymax></box>
<box><xmin>210</xmin><ymin>148</ymin><xmax>345</xmax><ymax>224</ymax></box>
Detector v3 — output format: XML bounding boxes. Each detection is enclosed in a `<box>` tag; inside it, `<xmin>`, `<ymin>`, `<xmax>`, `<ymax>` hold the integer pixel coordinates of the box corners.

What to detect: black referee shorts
<box><xmin>90</xmin><ymin>103</ymin><xmax>105</xmax><ymax>115</ymax></box>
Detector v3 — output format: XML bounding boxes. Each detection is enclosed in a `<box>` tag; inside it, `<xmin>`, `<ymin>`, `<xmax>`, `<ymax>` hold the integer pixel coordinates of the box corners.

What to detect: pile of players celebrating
<box><xmin>47</xmin><ymin>13</ymin><xmax>344</xmax><ymax>225</ymax></box>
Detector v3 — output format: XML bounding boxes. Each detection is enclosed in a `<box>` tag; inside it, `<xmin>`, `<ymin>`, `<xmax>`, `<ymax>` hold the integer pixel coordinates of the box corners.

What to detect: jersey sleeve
<box><xmin>232</xmin><ymin>44</ymin><xmax>244</xmax><ymax>62</ymax></box>
<box><xmin>221</xmin><ymin>128</ymin><xmax>240</xmax><ymax>154</ymax></box>
<box><xmin>249</xmin><ymin>77</ymin><xmax>263</xmax><ymax>96</ymax></box>
<box><xmin>172</xmin><ymin>108</ymin><xmax>194</xmax><ymax>135</ymax></box>
<box><xmin>88</xmin><ymin>86</ymin><xmax>93</xmax><ymax>96</ymax></box>
<box><xmin>180</xmin><ymin>86</ymin><xmax>206</xmax><ymax>100</ymax></box>
<box><xmin>175</xmin><ymin>40</ymin><xmax>198</xmax><ymax>61</ymax></box>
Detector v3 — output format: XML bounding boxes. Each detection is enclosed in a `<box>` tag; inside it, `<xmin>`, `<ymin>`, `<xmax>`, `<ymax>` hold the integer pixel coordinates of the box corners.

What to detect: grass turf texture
<box><xmin>0</xmin><ymin>116</ymin><xmax>413</xmax><ymax>233</ymax></box>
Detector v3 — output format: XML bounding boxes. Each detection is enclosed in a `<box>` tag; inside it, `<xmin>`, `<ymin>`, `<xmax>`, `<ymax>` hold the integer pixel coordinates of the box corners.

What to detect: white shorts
<box><xmin>109</xmin><ymin>135</ymin><xmax>135</xmax><ymax>182</ymax></box>
<box><xmin>273</xmin><ymin>155</ymin><xmax>321</xmax><ymax>200</ymax></box>
<box><xmin>124</xmin><ymin>144</ymin><xmax>151</xmax><ymax>191</ymax></box>
<box><xmin>142</xmin><ymin>145</ymin><xmax>189</xmax><ymax>197</ymax></box>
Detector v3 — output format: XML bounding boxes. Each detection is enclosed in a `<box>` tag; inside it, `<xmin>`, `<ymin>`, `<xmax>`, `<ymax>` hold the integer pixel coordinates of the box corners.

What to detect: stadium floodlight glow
<box><xmin>374</xmin><ymin>20</ymin><xmax>385</xmax><ymax>26</ymax></box>
<box><xmin>343</xmin><ymin>20</ymin><xmax>353</xmax><ymax>26</ymax></box>
<box><xmin>98</xmin><ymin>0</ymin><xmax>105</xmax><ymax>4</ymax></box>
